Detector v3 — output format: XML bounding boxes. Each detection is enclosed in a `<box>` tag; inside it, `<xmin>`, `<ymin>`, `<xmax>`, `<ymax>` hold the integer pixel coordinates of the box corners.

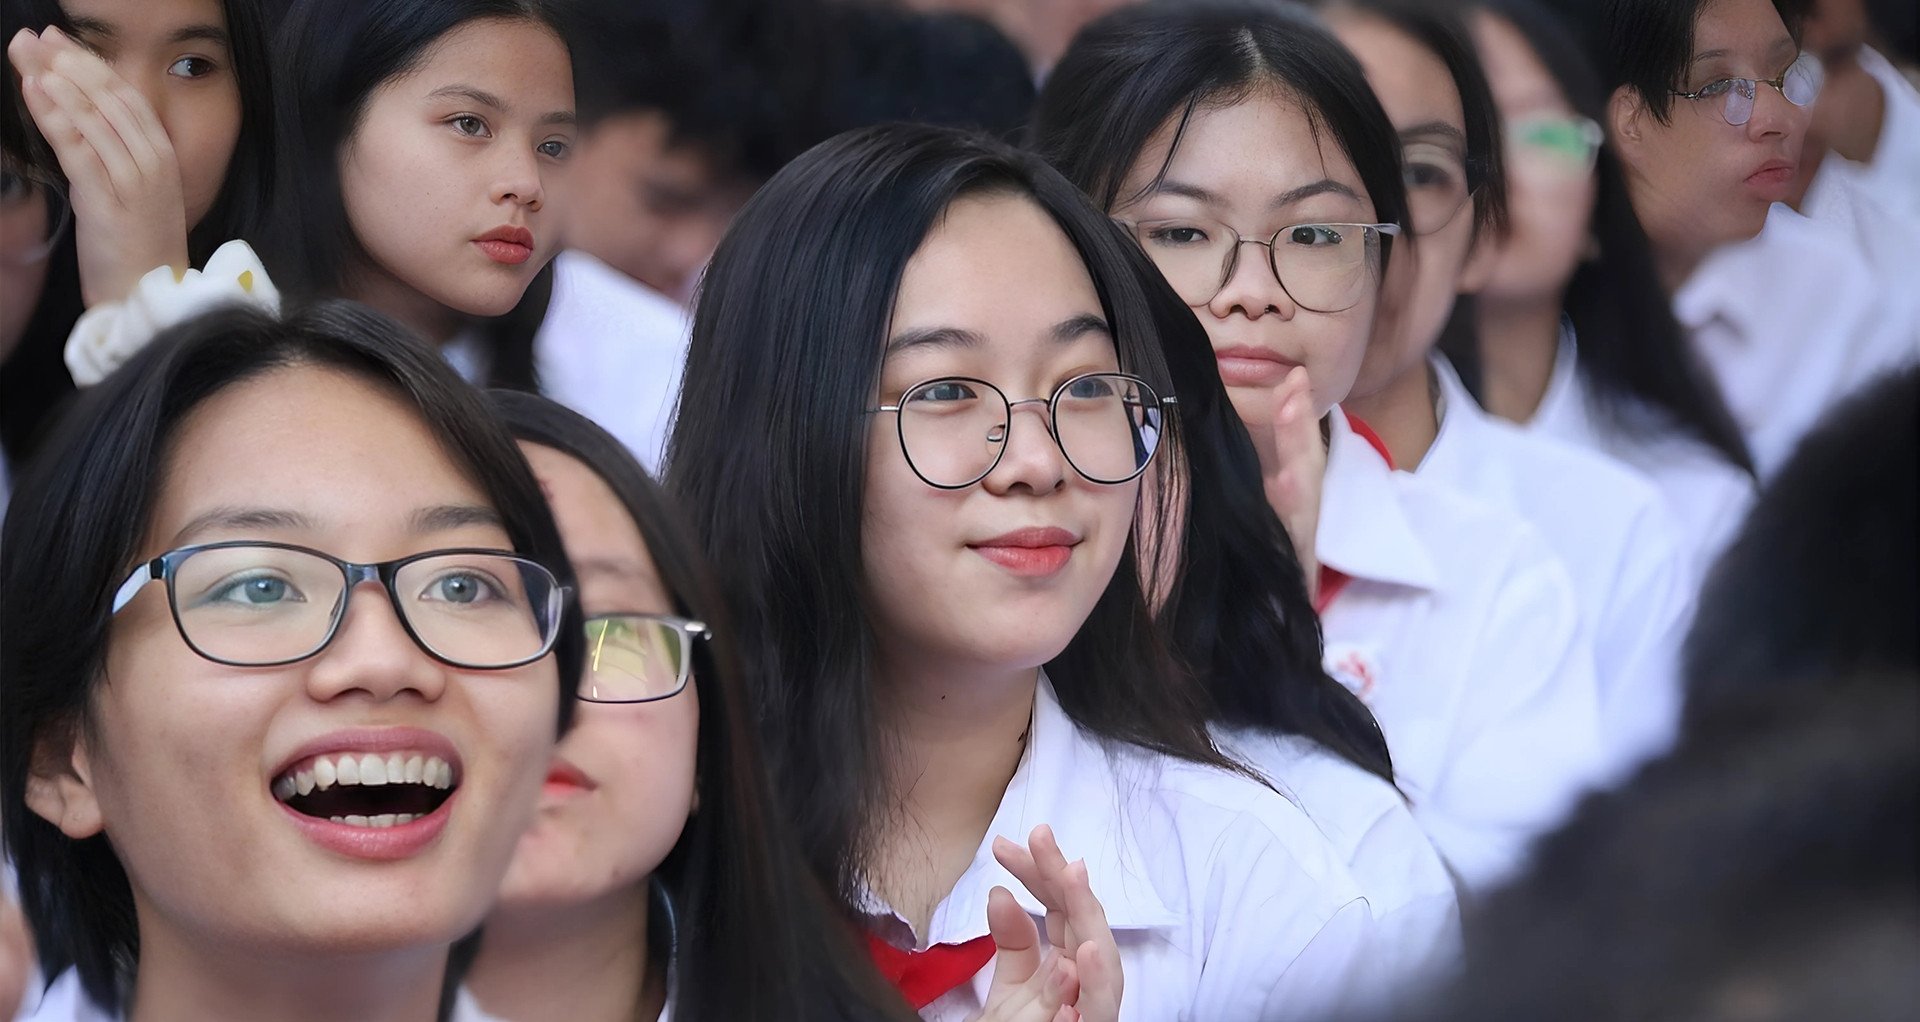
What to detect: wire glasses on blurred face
<box><xmin>1119</xmin><ymin>218</ymin><xmax>1400</xmax><ymax>309</ymax></box>
<box><xmin>579</xmin><ymin>613</ymin><xmax>708</xmax><ymax>703</ymax></box>
<box><xmin>111</xmin><ymin>542</ymin><xmax>570</xmax><ymax>669</ymax></box>
<box><xmin>1507</xmin><ymin>115</ymin><xmax>1605</xmax><ymax>177</ymax></box>
<box><xmin>0</xmin><ymin>165</ymin><xmax>70</xmax><ymax>267</ymax></box>
<box><xmin>1671</xmin><ymin>52</ymin><xmax>1824</xmax><ymax>127</ymax></box>
<box><xmin>869</xmin><ymin>371</ymin><xmax>1175</xmax><ymax>490</ymax></box>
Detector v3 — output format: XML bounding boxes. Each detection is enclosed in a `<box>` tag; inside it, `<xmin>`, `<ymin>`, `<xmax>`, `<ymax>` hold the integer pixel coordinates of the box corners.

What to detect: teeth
<box><xmin>276</xmin><ymin>751</ymin><xmax>455</xmax><ymax>799</ymax></box>
<box><xmin>359</xmin><ymin>754</ymin><xmax>388</xmax><ymax>786</ymax></box>
<box><xmin>295</xmin><ymin>770</ymin><xmax>315</xmax><ymax>796</ymax></box>
<box><xmin>314</xmin><ymin>757</ymin><xmax>337</xmax><ymax>790</ymax></box>
<box><xmin>336</xmin><ymin>756</ymin><xmax>361</xmax><ymax>786</ymax></box>
<box><xmin>273</xmin><ymin>775</ymin><xmax>297</xmax><ymax>801</ymax></box>
<box><xmin>371</xmin><ymin>814</ymin><xmax>397</xmax><ymax>828</ymax></box>
<box><xmin>386</xmin><ymin>753</ymin><xmax>407</xmax><ymax>782</ymax></box>
<box><xmin>342</xmin><ymin>815</ymin><xmax>369</xmax><ymax>827</ymax></box>
<box><xmin>404</xmin><ymin>756</ymin><xmax>424</xmax><ymax>784</ymax></box>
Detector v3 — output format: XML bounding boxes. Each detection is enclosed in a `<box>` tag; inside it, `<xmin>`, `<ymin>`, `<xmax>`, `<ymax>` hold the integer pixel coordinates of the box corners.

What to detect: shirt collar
<box><xmin>1672</xmin><ymin>203</ymin><xmax>1805</xmax><ymax>342</ymax></box>
<box><xmin>858</xmin><ymin>675</ymin><xmax>1182</xmax><ymax>946</ymax></box>
<box><xmin>1317</xmin><ymin>407</ymin><xmax>1441</xmax><ymax>592</ymax></box>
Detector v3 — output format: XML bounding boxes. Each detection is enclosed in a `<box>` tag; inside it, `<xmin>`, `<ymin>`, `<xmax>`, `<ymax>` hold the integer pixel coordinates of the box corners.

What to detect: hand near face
<box><xmin>986</xmin><ymin>824</ymin><xmax>1124</xmax><ymax>1022</ymax></box>
<box><xmin>1261</xmin><ymin>366</ymin><xmax>1326</xmax><ymax>598</ymax></box>
<box><xmin>8</xmin><ymin>26</ymin><xmax>190</xmax><ymax>307</ymax></box>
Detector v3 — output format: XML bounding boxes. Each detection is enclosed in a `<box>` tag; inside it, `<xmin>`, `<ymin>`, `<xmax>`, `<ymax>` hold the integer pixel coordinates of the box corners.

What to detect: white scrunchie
<box><xmin>64</xmin><ymin>239</ymin><xmax>282</xmax><ymax>386</ymax></box>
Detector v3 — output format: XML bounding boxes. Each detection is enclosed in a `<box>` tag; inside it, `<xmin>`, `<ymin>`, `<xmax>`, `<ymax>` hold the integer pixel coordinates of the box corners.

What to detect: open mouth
<box><xmin>272</xmin><ymin>752</ymin><xmax>457</xmax><ymax>828</ymax></box>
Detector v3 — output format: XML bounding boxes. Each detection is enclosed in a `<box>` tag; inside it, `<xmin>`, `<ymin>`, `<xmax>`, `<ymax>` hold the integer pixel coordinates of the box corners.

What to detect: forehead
<box><xmin>387</xmin><ymin>17</ymin><xmax>573</xmax><ymax>105</ymax></box>
<box><xmin>1138</xmin><ymin>88</ymin><xmax>1367</xmax><ymax>210</ymax></box>
<box><xmin>1332</xmin><ymin>14</ymin><xmax>1465</xmax><ymax>132</ymax></box>
<box><xmin>1692</xmin><ymin>0</ymin><xmax>1796</xmax><ymax>59</ymax></box>
<box><xmin>61</xmin><ymin>0</ymin><xmax>227</xmax><ymax>42</ymax></box>
<box><xmin>520</xmin><ymin>443</ymin><xmax>649</xmax><ymax>563</ymax></box>
<box><xmin>888</xmin><ymin>192</ymin><xmax>1104</xmax><ymax>345</ymax></box>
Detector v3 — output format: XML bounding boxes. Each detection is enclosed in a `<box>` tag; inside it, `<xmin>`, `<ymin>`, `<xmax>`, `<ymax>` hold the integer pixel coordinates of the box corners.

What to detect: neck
<box><xmin>1650</xmin><ymin>230</ymin><xmax>1709</xmax><ymax>296</ymax></box>
<box><xmin>343</xmin><ymin>263</ymin><xmax>464</xmax><ymax>345</ymax></box>
<box><xmin>127</xmin><ymin>929</ymin><xmax>447</xmax><ymax>1022</ymax></box>
<box><xmin>1343</xmin><ymin>359</ymin><xmax>1440</xmax><ymax>469</ymax></box>
<box><xmin>468</xmin><ymin>884</ymin><xmax>661</xmax><ymax>1022</ymax></box>
<box><xmin>868</xmin><ymin>656</ymin><xmax>1036</xmax><ymax>936</ymax></box>
<box><xmin>1474</xmin><ymin>290</ymin><xmax>1569</xmax><ymax>424</ymax></box>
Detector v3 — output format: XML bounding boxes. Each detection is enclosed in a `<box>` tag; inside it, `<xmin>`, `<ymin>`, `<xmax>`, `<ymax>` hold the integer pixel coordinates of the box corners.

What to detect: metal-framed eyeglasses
<box><xmin>1671</xmin><ymin>52</ymin><xmax>1824</xmax><ymax>127</ymax></box>
<box><xmin>1118</xmin><ymin>219</ymin><xmax>1399</xmax><ymax>311</ymax></box>
<box><xmin>869</xmin><ymin>371</ymin><xmax>1175</xmax><ymax>490</ymax></box>
<box><xmin>110</xmin><ymin>541</ymin><xmax>570</xmax><ymax>670</ymax></box>
<box><xmin>579</xmin><ymin>613</ymin><xmax>709</xmax><ymax>703</ymax></box>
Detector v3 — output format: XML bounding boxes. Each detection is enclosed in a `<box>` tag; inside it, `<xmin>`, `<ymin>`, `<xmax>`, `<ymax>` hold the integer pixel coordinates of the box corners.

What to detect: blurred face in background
<box><xmin>1796</xmin><ymin>0</ymin><xmax>1878</xmax><ymax>194</ymax></box>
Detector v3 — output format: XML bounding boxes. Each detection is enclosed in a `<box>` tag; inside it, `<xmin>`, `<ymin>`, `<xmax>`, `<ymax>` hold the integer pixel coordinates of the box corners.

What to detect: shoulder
<box><xmin>1389</xmin><ymin>470</ymin><xmax>1575</xmax><ymax>609</ymax></box>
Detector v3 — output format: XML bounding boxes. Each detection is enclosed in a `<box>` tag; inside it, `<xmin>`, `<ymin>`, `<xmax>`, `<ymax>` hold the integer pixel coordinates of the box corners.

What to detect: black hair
<box><xmin>1683</xmin><ymin>365</ymin><xmax>1918</xmax><ymax>724</ymax></box>
<box><xmin>822</xmin><ymin>6</ymin><xmax>1037</xmax><ymax>142</ymax></box>
<box><xmin>0</xmin><ymin>0</ymin><xmax>276</xmax><ymax>466</ymax></box>
<box><xmin>266</xmin><ymin>0</ymin><xmax>570</xmax><ymax>391</ymax></box>
<box><xmin>1030</xmin><ymin>0</ymin><xmax>1398</xmax><ymax>782</ymax></box>
<box><xmin>1446</xmin><ymin>0</ymin><xmax>1756</xmax><ymax>474</ymax></box>
<box><xmin>667</xmin><ymin>123</ymin><xmax>1236</xmax><ymax>904</ymax></box>
<box><xmin>1866</xmin><ymin>0</ymin><xmax>1919</xmax><ymax>64</ymax></box>
<box><xmin>487</xmin><ymin>391</ymin><xmax>914</xmax><ymax>1022</ymax></box>
<box><xmin>1409</xmin><ymin>675</ymin><xmax>1918</xmax><ymax>1022</ymax></box>
<box><xmin>0</xmin><ymin>301</ymin><xmax>582</xmax><ymax>1013</ymax></box>
<box><xmin>1543</xmin><ymin>0</ymin><xmax>1810</xmax><ymax>124</ymax></box>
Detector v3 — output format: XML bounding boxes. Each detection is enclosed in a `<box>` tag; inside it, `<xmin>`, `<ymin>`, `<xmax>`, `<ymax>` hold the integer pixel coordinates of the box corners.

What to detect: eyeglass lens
<box><xmin>1127</xmin><ymin>220</ymin><xmax>1385</xmax><ymax>310</ymax></box>
<box><xmin>580</xmin><ymin>615</ymin><xmax>697</xmax><ymax>702</ymax></box>
<box><xmin>894</xmin><ymin>374</ymin><xmax>1164</xmax><ymax>488</ymax></box>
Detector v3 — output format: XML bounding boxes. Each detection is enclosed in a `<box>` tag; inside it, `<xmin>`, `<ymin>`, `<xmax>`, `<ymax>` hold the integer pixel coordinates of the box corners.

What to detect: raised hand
<box><xmin>972</xmin><ymin>885</ymin><xmax>1082</xmax><ymax>1022</ymax></box>
<box><xmin>990</xmin><ymin>824</ymin><xmax>1123</xmax><ymax>1022</ymax></box>
<box><xmin>8</xmin><ymin>25</ymin><xmax>190</xmax><ymax>307</ymax></box>
<box><xmin>1260</xmin><ymin>366</ymin><xmax>1326</xmax><ymax>597</ymax></box>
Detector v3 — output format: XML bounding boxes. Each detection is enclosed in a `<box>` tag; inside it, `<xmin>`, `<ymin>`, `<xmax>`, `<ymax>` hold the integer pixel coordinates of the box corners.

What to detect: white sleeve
<box><xmin>64</xmin><ymin>240</ymin><xmax>281</xmax><ymax>386</ymax></box>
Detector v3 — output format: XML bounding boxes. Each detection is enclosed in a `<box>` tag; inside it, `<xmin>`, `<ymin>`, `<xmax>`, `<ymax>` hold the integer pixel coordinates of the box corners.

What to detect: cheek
<box><xmin>341</xmin><ymin>141</ymin><xmax>460</xmax><ymax>277</ymax></box>
<box><xmin>164</xmin><ymin>88</ymin><xmax>244</xmax><ymax>225</ymax></box>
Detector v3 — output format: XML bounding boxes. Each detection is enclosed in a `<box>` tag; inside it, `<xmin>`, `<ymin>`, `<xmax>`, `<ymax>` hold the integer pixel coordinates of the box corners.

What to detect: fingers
<box><xmin>28</xmin><ymin>72</ymin><xmax>145</xmax><ymax>200</ymax></box>
<box><xmin>17</xmin><ymin>75</ymin><xmax>114</xmax><ymax>203</ymax></box>
<box><xmin>984</xmin><ymin>885</ymin><xmax>1045</xmax><ymax>995</ymax></box>
<box><xmin>1071</xmin><ymin>935</ymin><xmax>1125</xmax><ymax>1022</ymax></box>
<box><xmin>994</xmin><ymin>827</ymin><xmax>1071</xmax><ymax>948</ymax></box>
<box><xmin>38</xmin><ymin>28</ymin><xmax>176</xmax><ymax>173</ymax></box>
<box><xmin>976</xmin><ymin>950</ymin><xmax>1076</xmax><ymax>1022</ymax></box>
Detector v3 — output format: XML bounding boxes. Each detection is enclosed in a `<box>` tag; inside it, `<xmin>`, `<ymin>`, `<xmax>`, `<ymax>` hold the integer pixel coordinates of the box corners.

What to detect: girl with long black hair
<box><xmin>669</xmin><ymin>123</ymin><xmax>1373</xmax><ymax>1020</ymax></box>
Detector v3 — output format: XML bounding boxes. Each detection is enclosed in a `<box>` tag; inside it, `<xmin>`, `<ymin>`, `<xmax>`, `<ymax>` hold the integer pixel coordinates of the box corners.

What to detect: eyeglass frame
<box><xmin>109</xmin><ymin>539</ymin><xmax>572</xmax><ymax>670</ymax></box>
<box><xmin>0</xmin><ymin>164</ymin><xmax>73</xmax><ymax>267</ymax></box>
<box><xmin>1506</xmin><ymin>114</ymin><xmax>1605</xmax><ymax>175</ymax></box>
<box><xmin>867</xmin><ymin>370</ymin><xmax>1178</xmax><ymax>490</ymax></box>
<box><xmin>579</xmin><ymin>612</ymin><xmax>710</xmax><ymax>704</ymax></box>
<box><xmin>1669</xmin><ymin>52</ymin><xmax>1824</xmax><ymax>127</ymax></box>
<box><xmin>1116</xmin><ymin>218</ymin><xmax>1401</xmax><ymax>311</ymax></box>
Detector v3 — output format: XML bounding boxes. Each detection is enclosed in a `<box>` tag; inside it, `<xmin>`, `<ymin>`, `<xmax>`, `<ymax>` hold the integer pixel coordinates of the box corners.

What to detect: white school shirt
<box><xmin>444</xmin><ymin>251</ymin><xmax>691</xmax><ymax>472</ymax></box>
<box><xmin>1525</xmin><ymin>325</ymin><xmax>1757</xmax><ymax>579</ymax></box>
<box><xmin>1836</xmin><ymin>46</ymin><xmax>1920</xmax><ymax>224</ymax></box>
<box><xmin>1423</xmin><ymin>358</ymin><xmax>1696</xmax><ymax>776</ymax></box>
<box><xmin>1213</xmin><ymin>728</ymin><xmax>1462</xmax><ymax>1000</ymax></box>
<box><xmin>1678</xmin><ymin>203</ymin><xmax>1919</xmax><ymax>479</ymax></box>
<box><xmin>19</xmin><ymin>969</ymin><xmax>505</xmax><ymax>1022</ymax></box>
<box><xmin>1316</xmin><ymin>408</ymin><xmax>1606</xmax><ymax>893</ymax></box>
<box><xmin>859</xmin><ymin>677</ymin><xmax>1374</xmax><ymax>1022</ymax></box>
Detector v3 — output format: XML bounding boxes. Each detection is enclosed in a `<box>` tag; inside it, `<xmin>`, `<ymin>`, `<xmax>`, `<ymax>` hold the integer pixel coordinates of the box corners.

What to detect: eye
<box><xmin>206</xmin><ymin>573</ymin><xmax>304</xmax><ymax>607</ymax></box>
<box><xmin>1286</xmin><ymin>225</ymin><xmax>1345</xmax><ymax>247</ymax></box>
<box><xmin>1063</xmin><ymin>375</ymin><xmax>1120</xmax><ymax>400</ymax></box>
<box><xmin>1405</xmin><ymin>162</ymin><xmax>1456</xmax><ymax>189</ymax></box>
<box><xmin>1696</xmin><ymin>78</ymin><xmax>1738</xmax><ymax>98</ymax></box>
<box><xmin>537</xmin><ymin>138</ymin><xmax>571</xmax><ymax>159</ymax></box>
<box><xmin>450</xmin><ymin>115</ymin><xmax>491</xmax><ymax>139</ymax></box>
<box><xmin>420</xmin><ymin>570</ymin><xmax>503</xmax><ymax>605</ymax></box>
<box><xmin>906</xmin><ymin>379</ymin><xmax>981</xmax><ymax>404</ymax></box>
<box><xmin>167</xmin><ymin>56</ymin><xmax>218</xmax><ymax>79</ymax></box>
<box><xmin>1145</xmin><ymin>224</ymin><xmax>1211</xmax><ymax>246</ymax></box>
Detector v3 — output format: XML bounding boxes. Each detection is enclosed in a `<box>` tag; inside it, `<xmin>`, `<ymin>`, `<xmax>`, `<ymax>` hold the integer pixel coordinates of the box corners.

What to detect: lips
<box><xmin>969</xmin><ymin>526</ymin><xmax>1081</xmax><ymax>578</ymax></box>
<box><xmin>1213</xmin><ymin>345</ymin><xmax>1300</xmax><ymax>387</ymax></box>
<box><xmin>1745</xmin><ymin>158</ymin><xmax>1796</xmax><ymax>201</ymax></box>
<box><xmin>475</xmin><ymin>225</ymin><xmax>535</xmax><ymax>266</ymax></box>
<box><xmin>540</xmin><ymin>757</ymin><xmax>595</xmax><ymax>803</ymax></box>
<box><xmin>270</xmin><ymin>728</ymin><xmax>462</xmax><ymax>861</ymax></box>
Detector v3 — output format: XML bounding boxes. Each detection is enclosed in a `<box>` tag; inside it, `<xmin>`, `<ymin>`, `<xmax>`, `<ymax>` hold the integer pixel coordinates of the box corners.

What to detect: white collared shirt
<box><xmin>1423</xmin><ymin>357</ymin><xmax>1696</xmax><ymax>776</ymax></box>
<box><xmin>1525</xmin><ymin>326</ymin><xmax>1757</xmax><ymax>579</ymax></box>
<box><xmin>1677</xmin><ymin>204</ymin><xmax>1919</xmax><ymax>479</ymax></box>
<box><xmin>1316</xmin><ymin>408</ymin><xmax>1606</xmax><ymax>892</ymax></box>
<box><xmin>1213</xmin><ymin>729</ymin><xmax>1461</xmax><ymax>1000</ymax></box>
<box><xmin>860</xmin><ymin>677</ymin><xmax>1374</xmax><ymax>1022</ymax></box>
<box><xmin>1836</xmin><ymin>46</ymin><xmax>1920</xmax><ymax>224</ymax></box>
<box><xmin>20</xmin><ymin>969</ymin><xmax>505</xmax><ymax>1022</ymax></box>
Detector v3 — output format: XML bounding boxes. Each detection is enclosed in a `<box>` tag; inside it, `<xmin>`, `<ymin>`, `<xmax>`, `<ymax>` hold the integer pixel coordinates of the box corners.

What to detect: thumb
<box><xmin>984</xmin><ymin>885</ymin><xmax>1045</xmax><ymax>996</ymax></box>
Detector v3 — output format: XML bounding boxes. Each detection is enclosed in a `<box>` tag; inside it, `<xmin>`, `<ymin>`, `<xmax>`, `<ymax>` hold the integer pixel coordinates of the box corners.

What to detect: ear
<box><xmin>1458</xmin><ymin>231</ymin><xmax>1500</xmax><ymax>294</ymax></box>
<box><xmin>24</xmin><ymin>724</ymin><xmax>105</xmax><ymax>840</ymax></box>
<box><xmin>1609</xmin><ymin>84</ymin><xmax>1646</xmax><ymax>151</ymax></box>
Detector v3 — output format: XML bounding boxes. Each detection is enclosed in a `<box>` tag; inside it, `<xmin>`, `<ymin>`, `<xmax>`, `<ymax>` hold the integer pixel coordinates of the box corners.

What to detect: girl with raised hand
<box><xmin>1462</xmin><ymin>0</ymin><xmax>1759</xmax><ymax>574</ymax></box>
<box><xmin>1031</xmin><ymin>0</ymin><xmax>1605</xmax><ymax>893</ymax></box>
<box><xmin>1</xmin><ymin>301</ymin><xmax>578</xmax><ymax>1021</ymax></box>
<box><xmin>668</xmin><ymin>123</ymin><xmax>1373</xmax><ymax>1021</ymax></box>
<box><xmin>467</xmin><ymin>391</ymin><xmax>920</xmax><ymax>1022</ymax></box>
<box><xmin>0</xmin><ymin>0</ymin><xmax>275</xmax><ymax>467</ymax></box>
<box><xmin>1311</xmin><ymin>0</ymin><xmax>1696</xmax><ymax>776</ymax></box>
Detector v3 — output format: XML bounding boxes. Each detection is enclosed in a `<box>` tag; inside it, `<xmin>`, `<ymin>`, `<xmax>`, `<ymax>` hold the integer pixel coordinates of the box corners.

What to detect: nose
<box><xmin>303</xmin><ymin>582</ymin><xmax>450</xmax><ymax>705</ymax></box>
<box><xmin>979</xmin><ymin>399</ymin><xmax>1067</xmax><ymax>495</ymax></box>
<box><xmin>1206</xmin><ymin>238</ymin><xmax>1299</xmax><ymax>323</ymax></box>
<box><xmin>1747</xmin><ymin>78</ymin><xmax>1804</xmax><ymax>140</ymax></box>
<box><xmin>492</xmin><ymin>148</ymin><xmax>545</xmax><ymax>212</ymax></box>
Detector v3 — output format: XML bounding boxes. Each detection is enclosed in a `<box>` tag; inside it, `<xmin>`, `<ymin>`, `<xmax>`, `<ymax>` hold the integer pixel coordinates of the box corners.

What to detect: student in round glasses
<box><xmin>0</xmin><ymin>301</ymin><xmax>578</xmax><ymax>1021</ymax></box>
<box><xmin>670</xmin><ymin>123</ymin><xmax>1375</xmax><ymax>1021</ymax></box>
<box><xmin>1463</xmin><ymin>0</ymin><xmax>1760</xmax><ymax>579</ymax></box>
<box><xmin>466</xmin><ymin>391</ymin><xmax>915</xmax><ymax>1022</ymax></box>
<box><xmin>1033</xmin><ymin>0</ymin><xmax>1605</xmax><ymax>894</ymax></box>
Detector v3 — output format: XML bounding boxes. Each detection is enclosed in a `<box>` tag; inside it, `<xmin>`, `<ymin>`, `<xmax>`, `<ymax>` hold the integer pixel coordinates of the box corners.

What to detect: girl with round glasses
<box><xmin>467</xmin><ymin>391</ymin><xmax>914</xmax><ymax>1022</ymax></box>
<box><xmin>1034</xmin><ymin>0</ymin><xmax>1606</xmax><ymax>894</ymax></box>
<box><xmin>1463</xmin><ymin>0</ymin><xmax>1759</xmax><ymax>578</ymax></box>
<box><xmin>1</xmin><ymin>301</ymin><xmax>579</xmax><ymax>1021</ymax></box>
<box><xmin>670</xmin><ymin>124</ymin><xmax>1375</xmax><ymax>1020</ymax></box>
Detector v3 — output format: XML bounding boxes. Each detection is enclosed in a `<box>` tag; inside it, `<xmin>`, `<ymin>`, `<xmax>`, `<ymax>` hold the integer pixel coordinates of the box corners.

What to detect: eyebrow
<box><xmin>885</xmin><ymin>315</ymin><xmax>1111</xmax><ymax>356</ymax></box>
<box><xmin>411</xmin><ymin>503</ymin><xmax>505</xmax><ymax>534</ymax></box>
<box><xmin>1052</xmin><ymin>313</ymin><xmax>1112</xmax><ymax>344</ymax></box>
<box><xmin>1154</xmin><ymin>177</ymin><xmax>1360</xmax><ymax>210</ymax></box>
<box><xmin>1399</xmin><ymin>121</ymin><xmax>1468</xmax><ymax>146</ymax></box>
<box><xmin>573</xmin><ymin>556</ymin><xmax>662</xmax><ymax>586</ymax></box>
<box><xmin>427</xmin><ymin>84</ymin><xmax>575</xmax><ymax>126</ymax></box>
<box><xmin>171</xmin><ymin>506</ymin><xmax>315</xmax><ymax>546</ymax></box>
<box><xmin>168</xmin><ymin>24</ymin><xmax>230</xmax><ymax>48</ymax></box>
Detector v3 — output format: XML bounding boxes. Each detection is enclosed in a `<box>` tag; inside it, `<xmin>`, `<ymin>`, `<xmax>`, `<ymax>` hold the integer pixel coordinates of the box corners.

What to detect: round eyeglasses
<box><xmin>1672</xmin><ymin>52</ymin><xmax>1824</xmax><ymax>127</ymax></box>
<box><xmin>110</xmin><ymin>541</ymin><xmax>570</xmax><ymax>670</ymax></box>
<box><xmin>1120</xmin><ymin>219</ymin><xmax>1399</xmax><ymax>310</ymax></box>
<box><xmin>579</xmin><ymin>613</ymin><xmax>709</xmax><ymax>703</ymax></box>
<box><xmin>869</xmin><ymin>372</ymin><xmax>1175</xmax><ymax>490</ymax></box>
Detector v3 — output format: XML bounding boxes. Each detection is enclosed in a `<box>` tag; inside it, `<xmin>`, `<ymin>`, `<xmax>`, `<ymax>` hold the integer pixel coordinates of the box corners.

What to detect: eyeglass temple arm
<box><xmin>110</xmin><ymin>560</ymin><xmax>162</xmax><ymax>614</ymax></box>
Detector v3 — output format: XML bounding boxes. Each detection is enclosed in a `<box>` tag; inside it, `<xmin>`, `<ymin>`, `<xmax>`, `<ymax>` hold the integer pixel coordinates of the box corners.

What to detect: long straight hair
<box><xmin>1030</xmin><ymin>0</ymin><xmax>1398</xmax><ymax>782</ymax></box>
<box><xmin>266</xmin><ymin>0</ymin><xmax>566</xmax><ymax>391</ymax></box>
<box><xmin>0</xmin><ymin>301</ymin><xmax>581</xmax><ymax>1013</ymax></box>
<box><xmin>1454</xmin><ymin>0</ymin><xmax>1756</xmax><ymax>474</ymax></box>
<box><xmin>488</xmin><ymin>391</ymin><xmax>914</xmax><ymax>1022</ymax></box>
<box><xmin>0</xmin><ymin>0</ymin><xmax>276</xmax><ymax>466</ymax></box>
<box><xmin>667</xmin><ymin>123</ymin><xmax>1235</xmax><ymax>903</ymax></box>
